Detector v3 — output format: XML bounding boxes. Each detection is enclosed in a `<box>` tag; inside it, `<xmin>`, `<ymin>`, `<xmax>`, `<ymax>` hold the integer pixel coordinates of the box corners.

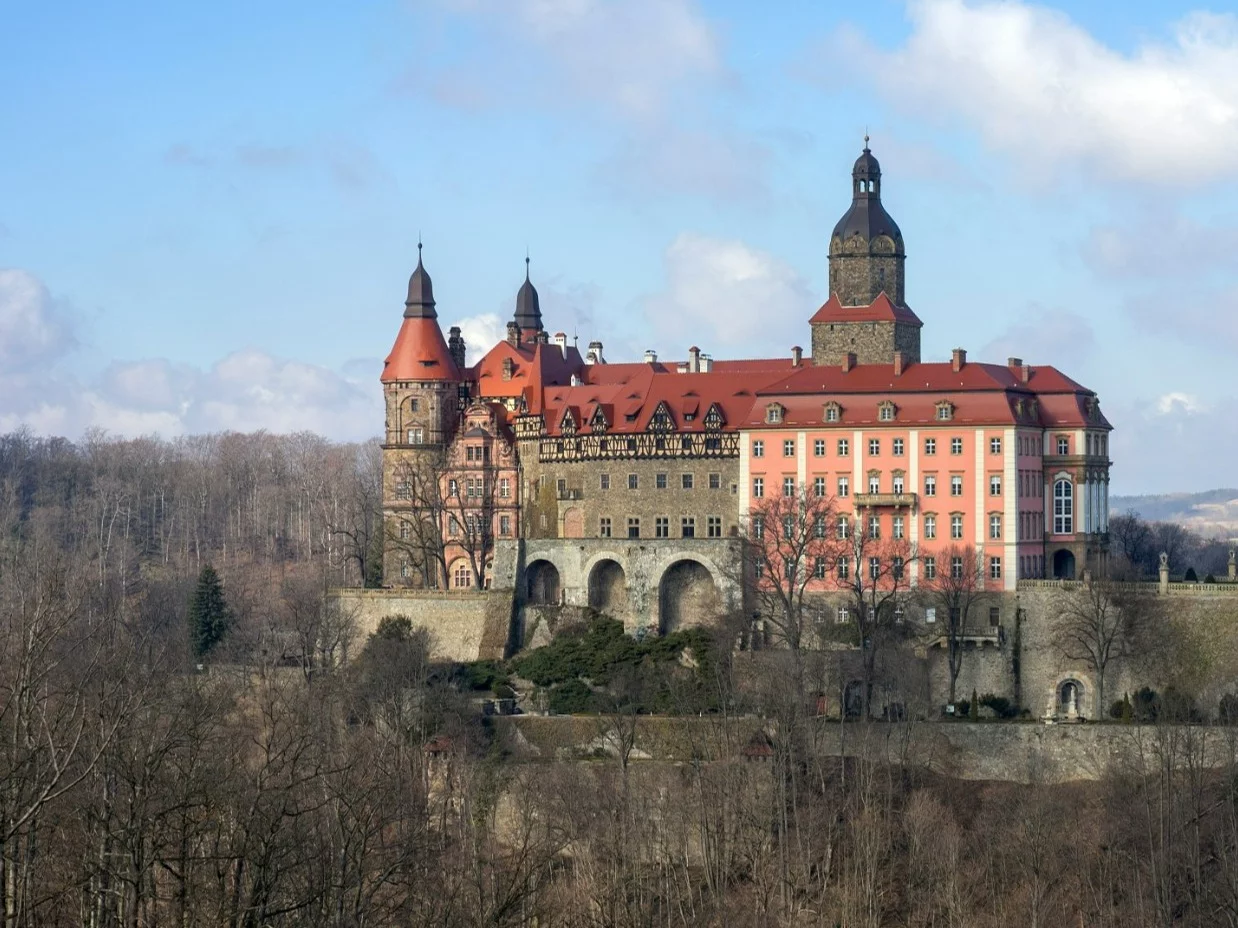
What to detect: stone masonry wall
<box><xmin>810</xmin><ymin>319</ymin><xmax>921</xmax><ymax>366</ymax></box>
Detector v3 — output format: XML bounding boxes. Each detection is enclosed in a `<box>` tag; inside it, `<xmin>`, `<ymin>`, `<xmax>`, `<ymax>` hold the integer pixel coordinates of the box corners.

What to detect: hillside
<box><xmin>1112</xmin><ymin>489</ymin><xmax>1238</xmax><ymax>539</ymax></box>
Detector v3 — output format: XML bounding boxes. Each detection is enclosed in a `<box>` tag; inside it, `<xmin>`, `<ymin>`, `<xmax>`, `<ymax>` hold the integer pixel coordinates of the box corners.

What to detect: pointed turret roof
<box><xmin>404</xmin><ymin>242</ymin><xmax>436</xmax><ymax>319</ymax></box>
<box><xmin>513</xmin><ymin>257</ymin><xmax>543</xmax><ymax>333</ymax></box>
<box><xmin>382</xmin><ymin>247</ymin><xmax>459</xmax><ymax>383</ymax></box>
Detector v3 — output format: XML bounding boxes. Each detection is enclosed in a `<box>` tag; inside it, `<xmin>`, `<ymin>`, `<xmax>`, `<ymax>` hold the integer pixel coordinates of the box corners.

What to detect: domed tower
<box><xmin>508</xmin><ymin>257</ymin><xmax>545</xmax><ymax>344</ymax></box>
<box><xmin>380</xmin><ymin>244</ymin><xmax>462</xmax><ymax>586</ymax></box>
<box><xmin>811</xmin><ymin>141</ymin><xmax>922</xmax><ymax>366</ymax></box>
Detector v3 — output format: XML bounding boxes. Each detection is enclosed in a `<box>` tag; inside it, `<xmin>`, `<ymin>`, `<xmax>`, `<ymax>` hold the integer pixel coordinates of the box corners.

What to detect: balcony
<box><xmin>853</xmin><ymin>492</ymin><xmax>918</xmax><ymax>509</ymax></box>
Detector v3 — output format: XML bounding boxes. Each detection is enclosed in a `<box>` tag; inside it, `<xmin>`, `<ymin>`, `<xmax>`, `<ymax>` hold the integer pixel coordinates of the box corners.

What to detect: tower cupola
<box><xmin>828</xmin><ymin>139</ymin><xmax>906</xmax><ymax>308</ymax></box>
<box><xmin>513</xmin><ymin>256</ymin><xmax>543</xmax><ymax>336</ymax></box>
<box><xmin>404</xmin><ymin>242</ymin><xmax>437</xmax><ymax>319</ymax></box>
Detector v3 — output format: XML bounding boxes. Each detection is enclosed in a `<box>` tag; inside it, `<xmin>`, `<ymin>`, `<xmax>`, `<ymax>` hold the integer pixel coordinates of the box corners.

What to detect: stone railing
<box><xmin>852</xmin><ymin>492</ymin><xmax>918</xmax><ymax>509</ymax></box>
<box><xmin>1017</xmin><ymin>579</ymin><xmax>1238</xmax><ymax>597</ymax></box>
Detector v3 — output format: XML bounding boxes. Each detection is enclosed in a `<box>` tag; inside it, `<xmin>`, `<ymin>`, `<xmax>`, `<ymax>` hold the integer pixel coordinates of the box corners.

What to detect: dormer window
<box><xmin>824</xmin><ymin>402</ymin><xmax>842</xmax><ymax>423</ymax></box>
<box><xmin>935</xmin><ymin>401</ymin><xmax>954</xmax><ymax>422</ymax></box>
<box><xmin>704</xmin><ymin>404</ymin><xmax>724</xmax><ymax>429</ymax></box>
<box><xmin>877</xmin><ymin>401</ymin><xmax>896</xmax><ymax>422</ymax></box>
<box><xmin>648</xmin><ymin>402</ymin><xmax>675</xmax><ymax>431</ymax></box>
<box><xmin>765</xmin><ymin>404</ymin><xmax>784</xmax><ymax>424</ymax></box>
<box><xmin>560</xmin><ymin>409</ymin><xmax>577</xmax><ymax>435</ymax></box>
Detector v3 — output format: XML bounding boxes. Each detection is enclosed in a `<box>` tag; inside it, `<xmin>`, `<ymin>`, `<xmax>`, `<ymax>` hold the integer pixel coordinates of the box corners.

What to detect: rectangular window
<box><xmin>837</xmin><ymin>515</ymin><xmax>850</xmax><ymax>539</ymax></box>
<box><xmin>410</xmin><ymin>398</ymin><xmax>420</xmax><ymax>412</ymax></box>
<box><xmin>656</xmin><ymin>473</ymin><xmax>668</xmax><ymax>489</ymax></box>
<box><xmin>990</xmin><ymin>557</ymin><xmax>1002</xmax><ymax>580</ymax></box>
<box><xmin>752</xmin><ymin>440</ymin><xmax>764</xmax><ymax>458</ymax></box>
<box><xmin>836</xmin><ymin>605</ymin><xmax>849</xmax><ymax>624</ymax></box>
<box><xmin>990</xmin><ymin>437</ymin><xmax>1002</xmax><ymax>455</ymax></box>
<box><xmin>555</xmin><ymin>478</ymin><xmax>566</xmax><ymax>497</ymax></box>
<box><xmin>627</xmin><ymin>517</ymin><xmax>640</xmax><ymax>538</ymax></box>
<box><xmin>783</xmin><ymin>477</ymin><xmax>795</xmax><ymax>496</ymax></box>
<box><xmin>838</xmin><ymin>476</ymin><xmax>849</xmax><ymax>497</ymax></box>
<box><xmin>814</xmin><ymin>439</ymin><xmax>826</xmax><ymax>457</ymax></box>
<box><xmin>950</xmin><ymin>475</ymin><xmax>963</xmax><ymax>496</ymax></box>
<box><xmin>892</xmin><ymin>438</ymin><xmax>904</xmax><ymax>456</ymax></box>
<box><xmin>924</xmin><ymin>556</ymin><xmax>937</xmax><ymax>580</ymax></box>
<box><xmin>1057</xmin><ymin>436</ymin><xmax>1069</xmax><ymax>455</ymax></box>
<box><xmin>951</xmin><ymin>514</ymin><xmax>963</xmax><ymax>539</ymax></box>
<box><xmin>813</xmin><ymin>515</ymin><xmax>826</xmax><ymax>538</ymax></box>
<box><xmin>398</xmin><ymin>520</ymin><xmax>411</xmax><ymax>540</ymax></box>
<box><xmin>924</xmin><ymin>514</ymin><xmax>936</xmax><ymax>539</ymax></box>
<box><xmin>782</xmin><ymin>515</ymin><xmax>795</xmax><ymax>540</ymax></box>
<box><xmin>879</xmin><ymin>405</ymin><xmax>894</xmax><ymax>422</ymax></box>
<box><xmin>837</xmin><ymin>558</ymin><xmax>850</xmax><ymax>581</ymax></box>
<box><xmin>500</xmin><ymin>478</ymin><xmax>511</xmax><ymax>498</ymax></box>
<box><xmin>813</xmin><ymin>476</ymin><xmax>826</xmax><ymax>497</ymax></box>
<box><xmin>893</xmin><ymin>515</ymin><xmax>905</xmax><ymax>539</ymax></box>
<box><xmin>924</xmin><ymin>438</ymin><xmax>936</xmax><ymax>455</ymax></box>
<box><xmin>990</xmin><ymin>514</ymin><xmax>1002</xmax><ymax>539</ymax></box>
<box><xmin>753</xmin><ymin>477</ymin><xmax>764</xmax><ymax>498</ymax></box>
<box><xmin>600</xmin><ymin>474</ymin><xmax>610</xmax><ymax>491</ymax></box>
<box><xmin>893</xmin><ymin>556</ymin><xmax>904</xmax><ymax>580</ymax></box>
<box><xmin>709</xmin><ymin>472</ymin><xmax>721</xmax><ymax>489</ymax></box>
<box><xmin>951</xmin><ymin>556</ymin><xmax>964</xmax><ymax>579</ymax></box>
<box><xmin>628</xmin><ymin>474</ymin><xmax>638</xmax><ymax>490</ymax></box>
<box><xmin>407</xmin><ymin>427</ymin><xmax>424</xmax><ymax>444</ymax></box>
<box><xmin>783</xmin><ymin>439</ymin><xmax>795</xmax><ymax>456</ymax></box>
<box><xmin>868</xmin><ymin>474</ymin><xmax>880</xmax><ymax>493</ymax></box>
<box><xmin>892</xmin><ymin>474</ymin><xmax>905</xmax><ymax>494</ymax></box>
<box><xmin>869</xmin><ymin>557</ymin><xmax>881</xmax><ymax>580</ymax></box>
<box><xmin>990</xmin><ymin>475</ymin><xmax>1002</xmax><ymax>496</ymax></box>
<box><xmin>682</xmin><ymin>473</ymin><xmax>694</xmax><ymax>490</ymax></box>
<box><xmin>395</xmin><ymin>481</ymin><xmax>411</xmax><ymax>500</ymax></box>
<box><xmin>989</xmin><ymin>606</ymin><xmax>1001</xmax><ymax>627</ymax></box>
<box><xmin>814</xmin><ymin>557</ymin><xmax>827</xmax><ymax>579</ymax></box>
<box><xmin>752</xmin><ymin>515</ymin><xmax>764</xmax><ymax>539</ymax></box>
<box><xmin>707</xmin><ymin>516</ymin><xmax>722</xmax><ymax>537</ymax></box>
<box><xmin>754</xmin><ymin>556</ymin><xmax>765</xmax><ymax>579</ymax></box>
<box><xmin>838</xmin><ymin>439</ymin><xmax>850</xmax><ymax>456</ymax></box>
<box><xmin>924</xmin><ymin>475</ymin><xmax>937</xmax><ymax>497</ymax></box>
<box><xmin>682</xmin><ymin>517</ymin><xmax>695</xmax><ymax>538</ymax></box>
<box><xmin>868</xmin><ymin>515</ymin><xmax>881</xmax><ymax>538</ymax></box>
<box><xmin>656</xmin><ymin>516</ymin><xmax>670</xmax><ymax>538</ymax></box>
<box><xmin>868</xmin><ymin>438</ymin><xmax>880</xmax><ymax>455</ymax></box>
<box><xmin>600</xmin><ymin>517</ymin><xmax>612</xmax><ymax>537</ymax></box>
<box><xmin>500</xmin><ymin>515</ymin><xmax>511</xmax><ymax>536</ymax></box>
<box><xmin>951</xmin><ymin>437</ymin><xmax>963</xmax><ymax>455</ymax></box>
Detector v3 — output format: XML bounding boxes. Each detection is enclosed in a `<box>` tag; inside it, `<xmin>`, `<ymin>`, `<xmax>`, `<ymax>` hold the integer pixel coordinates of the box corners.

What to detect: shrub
<box><xmin>1160</xmin><ymin>686</ymin><xmax>1202</xmax><ymax>724</ymax></box>
<box><xmin>548</xmin><ymin>679</ymin><xmax>595</xmax><ymax>715</ymax></box>
<box><xmin>969</xmin><ymin>689</ymin><xmax>979</xmax><ymax>721</ymax></box>
<box><xmin>1132</xmin><ymin>686</ymin><xmax>1160</xmax><ymax>722</ymax></box>
<box><xmin>979</xmin><ymin>693</ymin><xmax>1017</xmax><ymax>719</ymax></box>
<box><xmin>1184</xmin><ymin>567</ymin><xmax>1199</xmax><ymax>582</ymax></box>
<box><xmin>457</xmin><ymin>660</ymin><xmax>509</xmax><ymax>691</ymax></box>
<box><xmin>1109</xmin><ymin>693</ymin><xmax>1134</xmax><ymax>722</ymax></box>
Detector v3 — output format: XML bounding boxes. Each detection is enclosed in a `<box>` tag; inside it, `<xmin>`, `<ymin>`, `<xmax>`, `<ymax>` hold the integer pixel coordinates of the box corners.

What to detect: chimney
<box><xmin>893</xmin><ymin>350</ymin><xmax>905</xmax><ymax>376</ymax></box>
<box><xmin>551</xmin><ymin>331</ymin><xmax>568</xmax><ymax>358</ymax></box>
<box><xmin>1021</xmin><ymin>364</ymin><xmax>1032</xmax><ymax>384</ymax></box>
<box><xmin>502</xmin><ymin>357</ymin><xmax>514</xmax><ymax>381</ymax></box>
<box><xmin>841</xmin><ymin>352</ymin><xmax>856</xmax><ymax>373</ymax></box>
<box><xmin>588</xmin><ymin>340</ymin><xmax>605</xmax><ymax>364</ymax></box>
<box><xmin>1007</xmin><ymin>356</ymin><xmax>1023</xmax><ymax>370</ymax></box>
<box><xmin>688</xmin><ymin>345</ymin><xmax>701</xmax><ymax>373</ymax></box>
<box><xmin>506</xmin><ymin>321</ymin><xmax>521</xmax><ymax>347</ymax></box>
<box><xmin>447</xmin><ymin>326</ymin><xmax>466</xmax><ymax>370</ymax></box>
<box><xmin>951</xmin><ymin>348</ymin><xmax>967</xmax><ymax>373</ymax></box>
<box><xmin>700</xmin><ymin>353</ymin><xmax>713</xmax><ymax>373</ymax></box>
<box><xmin>644</xmin><ymin>349</ymin><xmax>658</xmax><ymax>364</ymax></box>
<box><xmin>791</xmin><ymin>346</ymin><xmax>803</xmax><ymax>366</ymax></box>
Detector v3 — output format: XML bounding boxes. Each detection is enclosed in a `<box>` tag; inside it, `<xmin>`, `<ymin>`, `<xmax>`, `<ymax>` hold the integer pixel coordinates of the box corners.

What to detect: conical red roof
<box><xmin>381</xmin><ymin>317</ymin><xmax>460</xmax><ymax>383</ymax></box>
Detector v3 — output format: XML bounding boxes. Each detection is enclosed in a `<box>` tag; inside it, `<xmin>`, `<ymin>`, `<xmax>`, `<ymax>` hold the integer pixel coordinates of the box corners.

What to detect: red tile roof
<box><xmin>381</xmin><ymin>317</ymin><xmax>460</xmax><ymax>383</ymax></box>
<box><xmin>808</xmin><ymin>292</ymin><xmax>923</xmax><ymax>327</ymax></box>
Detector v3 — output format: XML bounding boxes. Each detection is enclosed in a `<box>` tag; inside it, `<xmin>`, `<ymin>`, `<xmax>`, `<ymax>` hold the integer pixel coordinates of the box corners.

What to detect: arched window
<box><xmin>1053</xmin><ymin>479</ymin><xmax>1074</xmax><ymax>534</ymax></box>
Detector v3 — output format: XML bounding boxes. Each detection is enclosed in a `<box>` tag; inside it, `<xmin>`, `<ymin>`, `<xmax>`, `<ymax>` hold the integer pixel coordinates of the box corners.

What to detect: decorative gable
<box><xmin>560</xmin><ymin>407</ymin><xmax>577</xmax><ymax>435</ymax></box>
<box><xmin>877</xmin><ymin>400</ymin><xmax>897</xmax><ymax>422</ymax></box>
<box><xmin>704</xmin><ymin>403</ymin><xmax>725</xmax><ymax>430</ymax></box>
<box><xmin>648</xmin><ymin>401</ymin><xmax>675</xmax><ymax>431</ymax></box>
<box><xmin>765</xmin><ymin>403</ymin><xmax>785</xmax><ymax>424</ymax></box>
<box><xmin>589</xmin><ymin>405</ymin><xmax>609</xmax><ymax>433</ymax></box>
<box><xmin>823</xmin><ymin>401</ymin><xmax>843</xmax><ymax>423</ymax></box>
<box><xmin>934</xmin><ymin>400</ymin><xmax>954</xmax><ymax>421</ymax></box>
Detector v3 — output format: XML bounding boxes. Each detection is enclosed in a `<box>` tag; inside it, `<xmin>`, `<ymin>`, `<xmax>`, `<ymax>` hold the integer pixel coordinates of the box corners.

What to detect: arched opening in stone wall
<box><xmin>562</xmin><ymin>507</ymin><xmax>584</xmax><ymax>539</ymax></box>
<box><xmin>657</xmin><ymin>560</ymin><xmax>720</xmax><ymax>635</ymax></box>
<box><xmin>526</xmin><ymin>560</ymin><xmax>561</xmax><ymax>605</ymax></box>
<box><xmin>843</xmin><ymin>681</ymin><xmax>864</xmax><ymax>718</ymax></box>
<box><xmin>588</xmin><ymin>559</ymin><xmax>627</xmax><ymax>616</ymax></box>
<box><xmin>1052</xmin><ymin>549</ymin><xmax>1076</xmax><ymax>580</ymax></box>
<box><xmin>1058</xmin><ymin>679</ymin><xmax>1084</xmax><ymax>719</ymax></box>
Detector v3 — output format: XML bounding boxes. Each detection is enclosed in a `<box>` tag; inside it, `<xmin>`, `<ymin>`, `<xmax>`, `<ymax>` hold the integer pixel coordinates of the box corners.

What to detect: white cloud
<box><xmin>1109</xmin><ymin>393</ymin><xmax>1238</xmax><ymax>494</ymax></box>
<box><xmin>1082</xmin><ymin>213</ymin><xmax>1238</xmax><ymax>279</ymax></box>
<box><xmin>1155</xmin><ymin>392</ymin><xmax>1205</xmax><ymax>416</ymax></box>
<box><xmin>641</xmin><ymin>233</ymin><xmax>813</xmax><ymax>356</ymax></box>
<box><xmin>450</xmin><ymin>314</ymin><xmax>506</xmax><ymax>366</ymax></box>
<box><xmin>828</xmin><ymin>0</ymin><xmax>1238</xmax><ymax>185</ymax></box>
<box><xmin>0</xmin><ymin>269</ymin><xmax>76</xmax><ymax>369</ymax></box>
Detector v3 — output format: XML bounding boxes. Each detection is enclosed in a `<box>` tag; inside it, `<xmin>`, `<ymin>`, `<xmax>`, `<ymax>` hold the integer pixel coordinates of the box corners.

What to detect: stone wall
<box><xmin>810</xmin><ymin>319</ymin><xmax>921</xmax><ymax>367</ymax></box>
<box><xmin>329</xmin><ymin>587</ymin><xmax>515</xmax><ymax>662</ymax></box>
<box><xmin>518</xmin><ymin>450</ymin><xmax>741</xmax><ymax>543</ymax></box>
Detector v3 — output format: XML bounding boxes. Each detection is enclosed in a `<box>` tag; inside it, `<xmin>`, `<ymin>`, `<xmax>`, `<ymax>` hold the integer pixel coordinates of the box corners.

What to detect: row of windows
<box><xmin>752</xmin><ymin>435</ymin><xmax>1004</xmax><ymax>459</ymax></box>
<box><xmin>599</xmin><ymin>515</ymin><xmax>725</xmax><ymax>539</ymax></box>
<box><xmin>767</xmin><ymin>400</ymin><xmax>959</xmax><ymax>425</ymax></box>
<box><xmin>597</xmin><ymin>472</ymin><xmax>724</xmax><ymax>491</ymax></box>
<box><xmin>753</xmin><ymin>472</ymin><xmax>1005</xmax><ymax>499</ymax></box>
<box><xmin>447</xmin><ymin>477</ymin><xmax>512</xmax><ymax>498</ymax></box>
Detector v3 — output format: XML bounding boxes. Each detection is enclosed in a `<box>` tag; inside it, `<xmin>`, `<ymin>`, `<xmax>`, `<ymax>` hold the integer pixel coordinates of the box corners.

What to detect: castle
<box><xmin>357</xmin><ymin>144</ymin><xmax>1149</xmax><ymax>720</ymax></box>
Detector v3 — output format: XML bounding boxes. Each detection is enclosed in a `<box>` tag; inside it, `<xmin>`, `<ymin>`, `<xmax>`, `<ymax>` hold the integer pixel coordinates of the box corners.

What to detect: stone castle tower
<box><xmin>811</xmin><ymin>142</ymin><xmax>922</xmax><ymax>366</ymax></box>
<box><xmin>380</xmin><ymin>245</ymin><xmax>463</xmax><ymax>587</ymax></box>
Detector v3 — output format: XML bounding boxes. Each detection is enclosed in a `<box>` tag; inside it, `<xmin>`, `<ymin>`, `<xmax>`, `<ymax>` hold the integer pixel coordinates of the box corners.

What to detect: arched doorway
<box><xmin>658</xmin><ymin>560</ymin><xmax>721</xmax><ymax>634</ymax></box>
<box><xmin>526</xmin><ymin>560</ymin><xmax>561</xmax><ymax>605</ymax></box>
<box><xmin>1053</xmin><ymin>549</ymin><xmax>1076</xmax><ymax>580</ymax></box>
<box><xmin>562</xmin><ymin>507</ymin><xmax>584</xmax><ymax>539</ymax></box>
<box><xmin>588</xmin><ymin>559</ymin><xmax>627</xmax><ymax>615</ymax></box>
<box><xmin>1059</xmin><ymin>679</ymin><xmax>1084</xmax><ymax>718</ymax></box>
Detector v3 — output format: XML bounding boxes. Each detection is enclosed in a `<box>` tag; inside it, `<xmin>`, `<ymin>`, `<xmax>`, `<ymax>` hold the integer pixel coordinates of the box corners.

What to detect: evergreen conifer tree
<box><xmin>970</xmin><ymin>688</ymin><xmax>980</xmax><ymax>721</ymax></box>
<box><xmin>189</xmin><ymin>565</ymin><xmax>231</xmax><ymax>659</ymax></box>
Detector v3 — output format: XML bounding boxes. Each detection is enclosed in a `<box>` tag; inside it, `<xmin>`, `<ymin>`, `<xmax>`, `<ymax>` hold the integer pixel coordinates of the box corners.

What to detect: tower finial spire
<box><xmin>417</xmin><ymin>233</ymin><xmax>423</xmax><ymax>264</ymax></box>
<box><xmin>864</xmin><ymin>128</ymin><xmax>870</xmax><ymax>150</ymax></box>
<box><xmin>525</xmin><ymin>249</ymin><xmax>530</xmax><ymax>281</ymax></box>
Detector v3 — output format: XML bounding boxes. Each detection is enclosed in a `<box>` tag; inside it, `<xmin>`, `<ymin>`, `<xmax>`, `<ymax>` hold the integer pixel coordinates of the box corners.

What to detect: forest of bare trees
<box><xmin>2</xmin><ymin>428</ymin><xmax>1238</xmax><ymax>926</ymax></box>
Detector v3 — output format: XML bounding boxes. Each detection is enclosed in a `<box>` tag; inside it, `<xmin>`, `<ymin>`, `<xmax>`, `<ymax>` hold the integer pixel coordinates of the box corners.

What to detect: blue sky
<box><xmin>3</xmin><ymin>0</ymin><xmax>1238</xmax><ymax>494</ymax></box>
